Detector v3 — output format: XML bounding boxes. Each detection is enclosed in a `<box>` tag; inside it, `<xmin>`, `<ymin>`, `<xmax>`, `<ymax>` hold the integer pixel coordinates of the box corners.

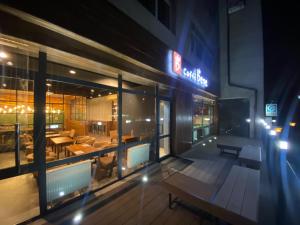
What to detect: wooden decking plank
<box><xmin>106</xmin><ymin>184</ymin><xmax>163</xmax><ymax>225</ymax></box>
<box><xmin>226</xmin><ymin>167</ymin><xmax>248</xmax><ymax>214</ymax></box>
<box><xmin>123</xmin><ymin>188</ymin><xmax>166</xmax><ymax>225</ymax></box>
<box><xmin>241</xmin><ymin>169</ymin><xmax>260</xmax><ymax>222</ymax></box>
<box><xmin>214</xmin><ymin>165</ymin><xmax>240</xmax><ymax>208</ymax></box>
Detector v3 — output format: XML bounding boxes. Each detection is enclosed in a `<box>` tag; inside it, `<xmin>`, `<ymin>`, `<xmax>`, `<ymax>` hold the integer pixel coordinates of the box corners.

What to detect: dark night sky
<box><xmin>262</xmin><ymin>1</ymin><xmax>300</xmax><ymax>125</ymax></box>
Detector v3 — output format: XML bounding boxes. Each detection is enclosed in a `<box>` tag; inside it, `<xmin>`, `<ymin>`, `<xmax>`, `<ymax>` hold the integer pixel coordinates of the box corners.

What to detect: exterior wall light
<box><xmin>277</xmin><ymin>140</ymin><xmax>289</xmax><ymax>150</ymax></box>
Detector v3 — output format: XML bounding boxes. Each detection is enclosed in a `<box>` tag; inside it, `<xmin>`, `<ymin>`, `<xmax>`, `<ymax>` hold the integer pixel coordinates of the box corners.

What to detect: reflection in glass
<box><xmin>121</xmin><ymin>92</ymin><xmax>156</xmax><ymax>176</ymax></box>
<box><xmin>159</xmin><ymin>100</ymin><xmax>170</xmax><ymax>135</ymax></box>
<box><xmin>0</xmin><ymin>46</ymin><xmax>37</xmax><ymax>169</ymax></box>
<box><xmin>192</xmin><ymin>95</ymin><xmax>215</xmax><ymax>143</ymax></box>
<box><xmin>159</xmin><ymin>137</ymin><xmax>170</xmax><ymax>158</ymax></box>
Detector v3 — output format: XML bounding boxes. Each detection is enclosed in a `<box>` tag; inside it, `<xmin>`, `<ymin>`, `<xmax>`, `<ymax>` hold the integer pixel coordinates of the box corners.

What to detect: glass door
<box><xmin>159</xmin><ymin>99</ymin><xmax>171</xmax><ymax>158</ymax></box>
<box><xmin>0</xmin><ymin>42</ymin><xmax>40</xmax><ymax>224</ymax></box>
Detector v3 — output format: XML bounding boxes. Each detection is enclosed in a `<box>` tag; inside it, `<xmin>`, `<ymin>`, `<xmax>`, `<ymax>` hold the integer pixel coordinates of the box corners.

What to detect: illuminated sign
<box><xmin>168</xmin><ymin>50</ymin><xmax>208</xmax><ymax>88</ymax></box>
<box><xmin>265</xmin><ymin>104</ymin><xmax>277</xmax><ymax>117</ymax></box>
<box><xmin>172</xmin><ymin>51</ymin><xmax>182</xmax><ymax>75</ymax></box>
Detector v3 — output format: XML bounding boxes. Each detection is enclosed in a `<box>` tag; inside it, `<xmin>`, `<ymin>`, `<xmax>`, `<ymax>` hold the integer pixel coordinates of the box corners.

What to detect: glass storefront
<box><xmin>192</xmin><ymin>94</ymin><xmax>215</xmax><ymax>143</ymax></box>
<box><xmin>0</xmin><ymin>43</ymin><xmax>40</xmax><ymax>223</ymax></box>
<box><xmin>0</xmin><ymin>32</ymin><xmax>216</xmax><ymax>222</ymax></box>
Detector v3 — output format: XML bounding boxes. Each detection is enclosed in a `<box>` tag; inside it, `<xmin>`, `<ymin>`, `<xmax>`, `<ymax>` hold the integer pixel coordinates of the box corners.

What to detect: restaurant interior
<box><xmin>0</xmin><ymin>42</ymin><xmax>170</xmax><ymax>220</ymax></box>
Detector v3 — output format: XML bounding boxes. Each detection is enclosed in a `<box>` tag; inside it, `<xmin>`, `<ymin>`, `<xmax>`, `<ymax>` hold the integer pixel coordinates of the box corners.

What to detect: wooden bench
<box><xmin>217</xmin><ymin>143</ymin><xmax>242</xmax><ymax>157</ymax></box>
<box><xmin>238</xmin><ymin>145</ymin><xmax>262</xmax><ymax>169</ymax></box>
<box><xmin>162</xmin><ymin>165</ymin><xmax>260</xmax><ymax>225</ymax></box>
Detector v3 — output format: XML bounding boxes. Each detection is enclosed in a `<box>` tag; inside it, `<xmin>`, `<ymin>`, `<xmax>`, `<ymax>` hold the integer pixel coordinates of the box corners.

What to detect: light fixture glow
<box><xmin>275</xmin><ymin>127</ymin><xmax>282</xmax><ymax>133</ymax></box>
<box><xmin>272</xmin><ymin>119</ymin><xmax>276</xmax><ymax>123</ymax></box>
<box><xmin>202</xmin><ymin>143</ymin><xmax>206</xmax><ymax>146</ymax></box>
<box><xmin>73</xmin><ymin>213</ymin><xmax>83</xmax><ymax>224</ymax></box>
<box><xmin>160</xmin><ymin>118</ymin><xmax>164</xmax><ymax>121</ymax></box>
<box><xmin>145</xmin><ymin>118</ymin><xmax>151</xmax><ymax>122</ymax></box>
<box><xmin>69</xmin><ymin>70</ymin><xmax>76</xmax><ymax>74</ymax></box>
<box><xmin>265</xmin><ymin>125</ymin><xmax>271</xmax><ymax>130</ymax></box>
<box><xmin>289</xmin><ymin>122</ymin><xmax>296</xmax><ymax>127</ymax></box>
<box><xmin>98</xmin><ymin>94</ymin><xmax>101</xmax><ymax>97</ymax></box>
<box><xmin>109</xmin><ymin>92</ymin><xmax>112</xmax><ymax>95</ymax></box>
<box><xmin>209</xmin><ymin>139</ymin><xmax>212</xmax><ymax>143</ymax></box>
<box><xmin>269</xmin><ymin>130</ymin><xmax>277</xmax><ymax>136</ymax></box>
<box><xmin>46</xmin><ymin>83</ymin><xmax>52</xmax><ymax>87</ymax></box>
<box><xmin>122</xmin><ymin>167</ymin><xmax>126</xmax><ymax>171</ymax></box>
<box><xmin>0</xmin><ymin>51</ymin><xmax>8</xmax><ymax>59</ymax></box>
<box><xmin>213</xmin><ymin>136</ymin><xmax>217</xmax><ymax>140</ymax></box>
<box><xmin>59</xmin><ymin>191</ymin><xmax>65</xmax><ymax>197</ymax></box>
<box><xmin>298</xmin><ymin>95</ymin><xmax>300</xmax><ymax>100</ymax></box>
<box><xmin>142</xmin><ymin>175</ymin><xmax>148</xmax><ymax>183</ymax></box>
<box><xmin>245</xmin><ymin>118</ymin><xmax>251</xmax><ymax>123</ymax></box>
<box><xmin>97</xmin><ymin>121</ymin><xmax>102</xmax><ymax>126</ymax></box>
<box><xmin>125</xmin><ymin>120</ymin><xmax>132</xmax><ymax>124</ymax></box>
<box><xmin>204</xmin><ymin>118</ymin><xmax>210</xmax><ymax>121</ymax></box>
<box><xmin>90</xmin><ymin>89</ymin><xmax>94</xmax><ymax>93</ymax></box>
<box><xmin>6</xmin><ymin>61</ymin><xmax>13</xmax><ymax>66</ymax></box>
<box><xmin>2</xmin><ymin>83</ymin><xmax>7</xmax><ymax>87</ymax></box>
<box><xmin>277</xmin><ymin>140</ymin><xmax>289</xmax><ymax>150</ymax></box>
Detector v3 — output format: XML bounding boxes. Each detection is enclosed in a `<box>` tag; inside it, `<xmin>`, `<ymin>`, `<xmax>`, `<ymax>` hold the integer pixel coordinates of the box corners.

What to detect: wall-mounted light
<box><xmin>245</xmin><ymin>118</ymin><xmax>251</xmax><ymax>123</ymax></box>
<box><xmin>145</xmin><ymin>118</ymin><xmax>151</xmax><ymax>122</ymax></box>
<box><xmin>90</xmin><ymin>89</ymin><xmax>94</xmax><ymax>93</ymax></box>
<box><xmin>277</xmin><ymin>140</ymin><xmax>289</xmax><ymax>150</ymax></box>
<box><xmin>97</xmin><ymin>121</ymin><xmax>102</xmax><ymax>126</ymax></box>
<box><xmin>125</xmin><ymin>120</ymin><xmax>132</xmax><ymax>124</ymax></box>
<box><xmin>275</xmin><ymin>127</ymin><xmax>282</xmax><ymax>133</ymax></box>
<box><xmin>289</xmin><ymin>122</ymin><xmax>296</xmax><ymax>127</ymax></box>
<box><xmin>269</xmin><ymin>130</ymin><xmax>277</xmax><ymax>136</ymax></box>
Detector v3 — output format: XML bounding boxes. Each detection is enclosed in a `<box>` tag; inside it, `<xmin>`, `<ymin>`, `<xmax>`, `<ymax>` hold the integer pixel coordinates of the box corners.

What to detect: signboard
<box><xmin>168</xmin><ymin>50</ymin><xmax>208</xmax><ymax>88</ymax></box>
<box><xmin>265</xmin><ymin>104</ymin><xmax>277</xmax><ymax>117</ymax></box>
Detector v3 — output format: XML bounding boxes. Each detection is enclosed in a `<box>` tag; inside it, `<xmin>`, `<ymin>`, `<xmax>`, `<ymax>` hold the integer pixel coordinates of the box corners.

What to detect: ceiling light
<box><xmin>289</xmin><ymin>122</ymin><xmax>296</xmax><ymax>127</ymax></box>
<box><xmin>2</xmin><ymin>83</ymin><xmax>7</xmax><ymax>87</ymax></box>
<box><xmin>69</xmin><ymin>70</ymin><xmax>76</xmax><ymax>74</ymax></box>
<box><xmin>0</xmin><ymin>51</ymin><xmax>8</xmax><ymax>59</ymax></box>
<box><xmin>90</xmin><ymin>89</ymin><xmax>94</xmax><ymax>93</ymax></box>
<box><xmin>46</xmin><ymin>83</ymin><xmax>52</xmax><ymax>87</ymax></box>
<box><xmin>6</xmin><ymin>61</ymin><xmax>13</xmax><ymax>66</ymax></box>
<box><xmin>98</xmin><ymin>94</ymin><xmax>101</xmax><ymax>97</ymax></box>
<box><xmin>245</xmin><ymin>118</ymin><xmax>251</xmax><ymax>123</ymax></box>
<box><xmin>272</xmin><ymin>119</ymin><xmax>276</xmax><ymax>123</ymax></box>
<box><xmin>109</xmin><ymin>92</ymin><xmax>112</xmax><ymax>95</ymax></box>
<box><xmin>269</xmin><ymin>130</ymin><xmax>277</xmax><ymax>136</ymax></box>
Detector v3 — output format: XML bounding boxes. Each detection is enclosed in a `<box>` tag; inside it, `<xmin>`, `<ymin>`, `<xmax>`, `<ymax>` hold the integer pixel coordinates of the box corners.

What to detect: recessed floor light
<box><xmin>73</xmin><ymin>213</ymin><xmax>83</xmax><ymax>224</ymax></box>
<box><xmin>142</xmin><ymin>175</ymin><xmax>148</xmax><ymax>183</ymax></box>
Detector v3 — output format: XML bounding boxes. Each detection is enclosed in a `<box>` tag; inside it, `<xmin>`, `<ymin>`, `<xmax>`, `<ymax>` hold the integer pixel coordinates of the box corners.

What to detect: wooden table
<box><xmin>239</xmin><ymin>145</ymin><xmax>262</xmax><ymax>169</ymax></box>
<box><xmin>51</xmin><ymin>137</ymin><xmax>74</xmax><ymax>159</ymax></box>
<box><xmin>46</xmin><ymin>133</ymin><xmax>61</xmax><ymax>145</ymax></box>
<box><xmin>66</xmin><ymin>144</ymin><xmax>97</xmax><ymax>156</ymax></box>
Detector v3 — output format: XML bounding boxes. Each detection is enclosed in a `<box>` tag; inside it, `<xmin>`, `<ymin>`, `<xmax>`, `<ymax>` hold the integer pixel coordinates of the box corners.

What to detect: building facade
<box><xmin>0</xmin><ymin>0</ymin><xmax>219</xmax><ymax>223</ymax></box>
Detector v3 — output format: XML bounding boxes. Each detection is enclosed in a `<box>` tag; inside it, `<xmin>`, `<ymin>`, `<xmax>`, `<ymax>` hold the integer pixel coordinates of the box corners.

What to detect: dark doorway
<box><xmin>218</xmin><ymin>98</ymin><xmax>250</xmax><ymax>137</ymax></box>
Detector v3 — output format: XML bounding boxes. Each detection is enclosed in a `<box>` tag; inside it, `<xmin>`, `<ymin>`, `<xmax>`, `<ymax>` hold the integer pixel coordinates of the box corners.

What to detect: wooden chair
<box><xmin>94</xmin><ymin>154</ymin><xmax>116</xmax><ymax>179</ymax></box>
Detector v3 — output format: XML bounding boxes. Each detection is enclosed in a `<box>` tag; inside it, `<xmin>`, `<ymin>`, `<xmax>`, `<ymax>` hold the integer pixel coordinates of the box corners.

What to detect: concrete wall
<box><xmin>108</xmin><ymin>0</ymin><xmax>220</xmax><ymax>95</ymax></box>
<box><xmin>219</xmin><ymin>0</ymin><xmax>264</xmax><ymax>138</ymax></box>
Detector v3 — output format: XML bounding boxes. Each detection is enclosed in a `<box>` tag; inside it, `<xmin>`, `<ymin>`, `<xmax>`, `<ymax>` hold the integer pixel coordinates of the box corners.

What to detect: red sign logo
<box><xmin>172</xmin><ymin>51</ymin><xmax>182</xmax><ymax>75</ymax></box>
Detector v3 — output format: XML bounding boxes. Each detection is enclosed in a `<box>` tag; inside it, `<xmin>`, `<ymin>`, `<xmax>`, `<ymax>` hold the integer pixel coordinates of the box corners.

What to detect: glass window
<box><xmin>138</xmin><ymin>0</ymin><xmax>156</xmax><ymax>15</ymax></box>
<box><xmin>0</xmin><ymin>45</ymin><xmax>37</xmax><ymax>169</ymax></box>
<box><xmin>159</xmin><ymin>100</ymin><xmax>170</xmax><ymax>135</ymax></box>
<box><xmin>158</xmin><ymin>0</ymin><xmax>171</xmax><ymax>28</ymax></box>
<box><xmin>121</xmin><ymin>92</ymin><xmax>156</xmax><ymax>176</ymax></box>
<box><xmin>159</xmin><ymin>136</ymin><xmax>170</xmax><ymax>158</ymax></box>
<box><xmin>45</xmin><ymin>60</ymin><xmax>119</xmax><ymax>208</ymax></box>
<box><xmin>192</xmin><ymin>95</ymin><xmax>215</xmax><ymax>143</ymax></box>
